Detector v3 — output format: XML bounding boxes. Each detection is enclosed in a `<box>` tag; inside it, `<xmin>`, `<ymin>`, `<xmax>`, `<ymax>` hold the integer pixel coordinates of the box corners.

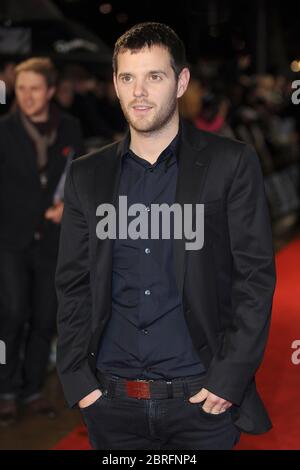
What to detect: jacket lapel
<box><xmin>173</xmin><ymin>121</ymin><xmax>211</xmax><ymax>297</ymax></box>
<box><xmin>94</xmin><ymin>141</ymin><xmax>123</xmax><ymax>287</ymax></box>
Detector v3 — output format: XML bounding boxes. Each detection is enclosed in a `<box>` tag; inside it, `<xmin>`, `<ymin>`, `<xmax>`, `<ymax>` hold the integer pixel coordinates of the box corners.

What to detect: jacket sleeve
<box><xmin>204</xmin><ymin>144</ymin><xmax>276</xmax><ymax>405</ymax></box>
<box><xmin>55</xmin><ymin>162</ymin><xmax>99</xmax><ymax>407</ymax></box>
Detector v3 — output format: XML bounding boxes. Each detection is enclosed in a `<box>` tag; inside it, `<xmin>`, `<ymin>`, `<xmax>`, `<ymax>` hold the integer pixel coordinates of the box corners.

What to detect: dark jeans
<box><xmin>81</xmin><ymin>379</ymin><xmax>241</xmax><ymax>450</ymax></box>
<box><xmin>0</xmin><ymin>241</ymin><xmax>57</xmax><ymax>400</ymax></box>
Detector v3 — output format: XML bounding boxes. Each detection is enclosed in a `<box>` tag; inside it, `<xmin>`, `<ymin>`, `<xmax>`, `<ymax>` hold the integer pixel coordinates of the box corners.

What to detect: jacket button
<box><xmin>90</xmin><ymin>352</ymin><xmax>95</xmax><ymax>357</ymax></box>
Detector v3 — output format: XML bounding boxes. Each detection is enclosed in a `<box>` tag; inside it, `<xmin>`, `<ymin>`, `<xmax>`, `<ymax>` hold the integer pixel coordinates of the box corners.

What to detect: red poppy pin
<box><xmin>62</xmin><ymin>146</ymin><xmax>72</xmax><ymax>157</ymax></box>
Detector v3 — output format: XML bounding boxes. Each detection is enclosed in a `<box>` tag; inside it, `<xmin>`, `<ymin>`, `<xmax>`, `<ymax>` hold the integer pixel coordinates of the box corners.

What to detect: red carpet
<box><xmin>53</xmin><ymin>238</ymin><xmax>300</xmax><ymax>450</ymax></box>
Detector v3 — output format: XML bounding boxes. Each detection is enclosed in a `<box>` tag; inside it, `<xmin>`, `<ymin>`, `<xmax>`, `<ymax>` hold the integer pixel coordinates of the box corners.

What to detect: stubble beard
<box><xmin>120</xmin><ymin>92</ymin><xmax>178</xmax><ymax>135</ymax></box>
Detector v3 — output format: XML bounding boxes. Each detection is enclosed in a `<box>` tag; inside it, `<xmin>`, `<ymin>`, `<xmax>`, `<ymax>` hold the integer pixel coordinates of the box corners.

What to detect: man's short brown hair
<box><xmin>113</xmin><ymin>22</ymin><xmax>187</xmax><ymax>79</ymax></box>
<box><xmin>15</xmin><ymin>57</ymin><xmax>57</xmax><ymax>88</ymax></box>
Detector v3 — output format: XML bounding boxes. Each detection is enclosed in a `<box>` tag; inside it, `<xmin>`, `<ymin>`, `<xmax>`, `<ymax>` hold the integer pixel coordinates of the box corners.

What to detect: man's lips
<box><xmin>132</xmin><ymin>105</ymin><xmax>153</xmax><ymax>113</ymax></box>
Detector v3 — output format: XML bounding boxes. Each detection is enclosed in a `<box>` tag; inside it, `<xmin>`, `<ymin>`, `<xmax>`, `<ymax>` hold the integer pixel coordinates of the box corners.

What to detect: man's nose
<box><xmin>23</xmin><ymin>91</ymin><xmax>32</xmax><ymax>100</ymax></box>
<box><xmin>133</xmin><ymin>80</ymin><xmax>147</xmax><ymax>97</ymax></box>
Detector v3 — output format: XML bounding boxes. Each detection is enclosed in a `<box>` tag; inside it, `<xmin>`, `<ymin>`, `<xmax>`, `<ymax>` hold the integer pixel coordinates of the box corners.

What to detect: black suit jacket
<box><xmin>0</xmin><ymin>110</ymin><xmax>85</xmax><ymax>251</ymax></box>
<box><xmin>56</xmin><ymin>120</ymin><xmax>276</xmax><ymax>434</ymax></box>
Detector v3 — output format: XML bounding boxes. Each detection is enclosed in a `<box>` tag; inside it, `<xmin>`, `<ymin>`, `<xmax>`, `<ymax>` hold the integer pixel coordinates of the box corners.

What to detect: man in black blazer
<box><xmin>0</xmin><ymin>58</ymin><xmax>84</xmax><ymax>425</ymax></box>
<box><xmin>56</xmin><ymin>23</ymin><xmax>276</xmax><ymax>450</ymax></box>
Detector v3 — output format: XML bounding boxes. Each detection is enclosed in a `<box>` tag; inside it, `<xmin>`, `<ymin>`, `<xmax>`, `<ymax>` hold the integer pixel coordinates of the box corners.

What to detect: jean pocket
<box><xmin>198</xmin><ymin>405</ymin><xmax>231</xmax><ymax>420</ymax></box>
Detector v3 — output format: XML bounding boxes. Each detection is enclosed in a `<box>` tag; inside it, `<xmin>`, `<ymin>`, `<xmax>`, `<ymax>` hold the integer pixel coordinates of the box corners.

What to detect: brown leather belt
<box><xmin>96</xmin><ymin>370</ymin><xmax>206</xmax><ymax>400</ymax></box>
<box><xmin>126</xmin><ymin>380</ymin><xmax>153</xmax><ymax>399</ymax></box>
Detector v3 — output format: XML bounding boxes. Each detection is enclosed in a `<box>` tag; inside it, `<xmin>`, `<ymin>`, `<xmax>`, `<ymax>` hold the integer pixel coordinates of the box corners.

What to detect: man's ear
<box><xmin>177</xmin><ymin>67</ymin><xmax>190</xmax><ymax>99</ymax></box>
<box><xmin>113</xmin><ymin>73</ymin><xmax>120</xmax><ymax>99</ymax></box>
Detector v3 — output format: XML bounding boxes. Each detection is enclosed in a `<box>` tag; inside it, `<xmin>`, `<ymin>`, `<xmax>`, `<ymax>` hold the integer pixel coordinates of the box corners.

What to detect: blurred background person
<box><xmin>0</xmin><ymin>57</ymin><xmax>84</xmax><ymax>426</ymax></box>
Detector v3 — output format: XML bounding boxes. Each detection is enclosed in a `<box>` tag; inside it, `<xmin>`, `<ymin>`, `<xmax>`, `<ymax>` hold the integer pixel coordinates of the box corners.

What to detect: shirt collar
<box><xmin>121</xmin><ymin>126</ymin><xmax>181</xmax><ymax>172</ymax></box>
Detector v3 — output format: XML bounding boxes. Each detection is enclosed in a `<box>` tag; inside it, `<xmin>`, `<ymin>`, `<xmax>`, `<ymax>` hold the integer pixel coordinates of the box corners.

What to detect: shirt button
<box><xmin>34</xmin><ymin>232</ymin><xmax>41</xmax><ymax>241</ymax></box>
<box><xmin>145</xmin><ymin>248</ymin><xmax>151</xmax><ymax>254</ymax></box>
<box><xmin>145</xmin><ymin>206</ymin><xmax>150</xmax><ymax>212</ymax></box>
<box><xmin>144</xmin><ymin>289</ymin><xmax>151</xmax><ymax>296</ymax></box>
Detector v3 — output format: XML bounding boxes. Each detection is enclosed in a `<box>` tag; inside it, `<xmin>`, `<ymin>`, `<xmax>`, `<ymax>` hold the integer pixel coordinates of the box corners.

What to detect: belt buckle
<box><xmin>126</xmin><ymin>379</ymin><xmax>151</xmax><ymax>399</ymax></box>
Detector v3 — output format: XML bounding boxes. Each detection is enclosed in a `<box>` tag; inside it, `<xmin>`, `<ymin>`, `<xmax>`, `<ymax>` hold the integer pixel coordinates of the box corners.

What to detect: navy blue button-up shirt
<box><xmin>96</xmin><ymin>131</ymin><xmax>206</xmax><ymax>379</ymax></box>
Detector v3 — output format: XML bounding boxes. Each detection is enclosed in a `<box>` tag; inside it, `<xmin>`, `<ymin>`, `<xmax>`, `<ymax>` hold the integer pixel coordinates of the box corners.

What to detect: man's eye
<box><xmin>150</xmin><ymin>74</ymin><xmax>161</xmax><ymax>81</ymax></box>
<box><xmin>122</xmin><ymin>76</ymin><xmax>132</xmax><ymax>83</ymax></box>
